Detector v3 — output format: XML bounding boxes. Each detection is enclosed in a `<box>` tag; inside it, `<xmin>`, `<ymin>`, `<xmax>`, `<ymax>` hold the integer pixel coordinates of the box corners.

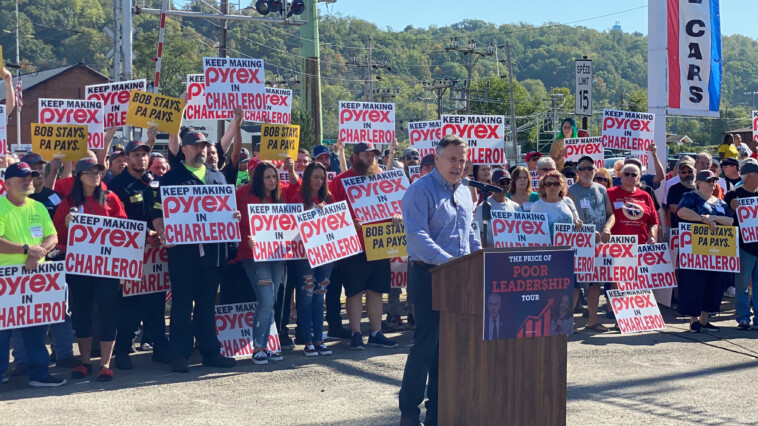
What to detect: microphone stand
<box><xmin>481</xmin><ymin>197</ymin><xmax>492</xmax><ymax>248</ymax></box>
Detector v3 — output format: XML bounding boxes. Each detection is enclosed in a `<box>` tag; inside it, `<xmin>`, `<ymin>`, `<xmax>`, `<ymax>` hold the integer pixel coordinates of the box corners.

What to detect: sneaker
<box><xmin>725</xmin><ymin>286</ymin><xmax>736</xmax><ymax>298</ymax></box>
<box><xmin>328</xmin><ymin>326</ymin><xmax>352</xmax><ymax>339</ymax></box>
<box><xmin>702</xmin><ymin>322</ymin><xmax>720</xmax><ymax>332</ymax></box>
<box><xmin>266</xmin><ymin>350</ymin><xmax>283</xmax><ymax>361</ymax></box>
<box><xmin>316</xmin><ymin>343</ymin><xmax>332</xmax><ymax>356</ymax></box>
<box><xmin>96</xmin><ymin>366</ymin><xmax>114</xmax><ymax>382</ymax></box>
<box><xmin>689</xmin><ymin>322</ymin><xmax>702</xmax><ymax>333</ymax></box>
<box><xmin>202</xmin><ymin>355</ymin><xmax>236</xmax><ymax>368</ymax></box>
<box><xmin>738</xmin><ymin>321</ymin><xmax>751</xmax><ymax>331</ymax></box>
<box><xmin>279</xmin><ymin>334</ymin><xmax>295</xmax><ymax>351</ymax></box>
<box><xmin>71</xmin><ymin>363</ymin><xmax>93</xmax><ymax>379</ymax></box>
<box><xmin>55</xmin><ymin>356</ymin><xmax>81</xmax><ymax>369</ymax></box>
<box><xmin>171</xmin><ymin>358</ymin><xmax>190</xmax><ymax>373</ymax></box>
<box><xmin>139</xmin><ymin>342</ymin><xmax>153</xmax><ymax>351</ymax></box>
<box><xmin>29</xmin><ymin>375</ymin><xmax>67</xmax><ymax>387</ymax></box>
<box><xmin>304</xmin><ymin>344</ymin><xmax>319</xmax><ymax>357</ymax></box>
<box><xmin>349</xmin><ymin>332</ymin><xmax>365</xmax><ymax>350</ymax></box>
<box><xmin>114</xmin><ymin>354</ymin><xmax>134</xmax><ymax>370</ymax></box>
<box><xmin>252</xmin><ymin>351</ymin><xmax>268</xmax><ymax>365</ymax></box>
<box><xmin>368</xmin><ymin>331</ymin><xmax>399</xmax><ymax>348</ymax></box>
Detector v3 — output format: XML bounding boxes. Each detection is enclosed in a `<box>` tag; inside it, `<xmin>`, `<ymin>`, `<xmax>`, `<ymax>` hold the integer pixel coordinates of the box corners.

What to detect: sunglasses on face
<box><xmin>498</xmin><ymin>179</ymin><xmax>511</xmax><ymax>186</ymax></box>
<box><xmin>623</xmin><ymin>172</ymin><xmax>638</xmax><ymax>178</ymax></box>
<box><xmin>404</xmin><ymin>156</ymin><xmax>420</xmax><ymax>161</ymax></box>
<box><xmin>593</xmin><ymin>177</ymin><xmax>609</xmax><ymax>183</ymax></box>
<box><xmin>577</xmin><ymin>166</ymin><xmax>595</xmax><ymax>172</ymax></box>
<box><xmin>543</xmin><ymin>181</ymin><xmax>560</xmax><ymax>187</ymax></box>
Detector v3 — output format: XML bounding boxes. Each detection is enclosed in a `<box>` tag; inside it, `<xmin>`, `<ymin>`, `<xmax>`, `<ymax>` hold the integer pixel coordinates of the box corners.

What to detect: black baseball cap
<box><xmin>5</xmin><ymin>162</ymin><xmax>41</xmax><ymax>179</ymax></box>
<box><xmin>354</xmin><ymin>142</ymin><xmax>381</xmax><ymax>156</ymax></box>
<box><xmin>125</xmin><ymin>140</ymin><xmax>151</xmax><ymax>154</ymax></box>
<box><xmin>20</xmin><ymin>153</ymin><xmax>46</xmax><ymax>166</ymax></box>
<box><xmin>181</xmin><ymin>131</ymin><xmax>210</xmax><ymax>147</ymax></box>
<box><xmin>75</xmin><ymin>158</ymin><xmax>105</xmax><ymax>175</ymax></box>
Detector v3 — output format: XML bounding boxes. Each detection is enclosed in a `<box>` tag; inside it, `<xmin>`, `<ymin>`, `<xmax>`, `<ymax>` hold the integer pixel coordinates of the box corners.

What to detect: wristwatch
<box><xmin>23</xmin><ymin>244</ymin><xmax>29</xmax><ymax>255</ymax></box>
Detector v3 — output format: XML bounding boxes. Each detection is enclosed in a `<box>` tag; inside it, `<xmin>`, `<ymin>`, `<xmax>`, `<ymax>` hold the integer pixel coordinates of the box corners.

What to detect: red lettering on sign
<box><xmin>345</xmin><ymin>178</ymin><xmax>406</xmax><ymax>203</ymax></box>
<box><xmin>69</xmin><ymin>224</ymin><xmax>140</xmax><ymax>249</ymax></box>
<box><xmin>164</xmin><ymin>195</ymin><xmax>233</xmax><ymax>219</ymax></box>
<box><xmin>300</xmin><ymin>212</ymin><xmax>351</xmax><ymax>243</ymax></box>
<box><xmin>602</xmin><ymin>117</ymin><xmax>652</xmax><ymax>132</ymax></box>
<box><xmin>339</xmin><ymin>109</ymin><xmax>392</xmax><ymax>124</ymax></box>
<box><xmin>205</xmin><ymin>67</ymin><xmax>261</xmax><ymax>84</ymax></box>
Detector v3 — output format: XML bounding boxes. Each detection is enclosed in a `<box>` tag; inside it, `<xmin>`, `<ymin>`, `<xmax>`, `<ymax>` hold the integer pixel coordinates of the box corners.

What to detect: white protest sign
<box><xmin>338</xmin><ymin>101</ymin><xmax>395</xmax><ymax>144</ymax></box>
<box><xmin>490</xmin><ymin>211</ymin><xmax>551</xmax><ymax>248</ymax></box>
<box><xmin>576</xmin><ymin>234</ymin><xmax>638</xmax><ymax>283</ymax></box>
<box><xmin>390</xmin><ymin>256</ymin><xmax>407</xmax><ymax>289</ymax></box>
<box><xmin>607</xmin><ymin>289</ymin><xmax>665</xmax><ymax>334</ymax></box>
<box><xmin>215</xmin><ymin>302</ymin><xmax>281</xmax><ymax>359</ymax></box>
<box><xmin>247</xmin><ymin>203</ymin><xmax>306</xmax><ymax>261</ymax></box>
<box><xmin>553</xmin><ymin>223</ymin><xmax>596</xmax><ymax>274</ymax></box>
<box><xmin>38</xmin><ymin>99</ymin><xmax>105</xmax><ymax>150</ymax></box>
<box><xmin>736</xmin><ymin>196</ymin><xmax>758</xmax><ymax>243</ymax></box>
<box><xmin>753</xmin><ymin>110</ymin><xmax>758</xmax><ymax>143</ymax></box>
<box><xmin>122</xmin><ymin>246</ymin><xmax>171</xmax><ymax>297</ymax></box>
<box><xmin>341</xmin><ymin>169</ymin><xmax>409</xmax><ymax>224</ymax></box>
<box><xmin>408</xmin><ymin>165</ymin><xmax>421</xmax><ymax>183</ymax></box>
<box><xmin>65</xmin><ymin>214</ymin><xmax>146</xmax><ymax>280</ymax></box>
<box><xmin>185</xmin><ymin>74</ymin><xmax>232</xmax><ymax>120</ymax></box>
<box><xmin>161</xmin><ymin>185</ymin><xmax>241</xmax><ymax>245</ymax></box>
<box><xmin>408</xmin><ymin>120</ymin><xmax>442</xmax><ymax>157</ymax></box>
<box><xmin>441</xmin><ymin>114</ymin><xmax>505</xmax><ymax>165</ymax></box>
<box><xmin>563</xmin><ymin>137</ymin><xmax>603</xmax><ymax>170</ymax></box>
<box><xmin>278</xmin><ymin>170</ymin><xmax>335</xmax><ymax>183</ymax></box>
<box><xmin>619</xmin><ymin>243</ymin><xmax>676</xmax><ymax>292</ymax></box>
<box><xmin>601</xmin><ymin>109</ymin><xmax>654</xmax><ymax>168</ymax></box>
<box><xmin>295</xmin><ymin>201</ymin><xmax>362</xmax><ymax>268</ymax></box>
<box><xmin>85</xmin><ymin>79</ymin><xmax>147</xmax><ymax>128</ymax></box>
<box><xmin>203</xmin><ymin>57</ymin><xmax>266</xmax><ymax>112</ymax></box>
<box><xmin>0</xmin><ymin>169</ymin><xmax>6</xmax><ymax>197</ymax></box>
<box><xmin>530</xmin><ymin>170</ymin><xmax>540</xmax><ymax>192</ymax></box>
<box><xmin>0</xmin><ymin>262</ymin><xmax>68</xmax><ymax>331</ymax></box>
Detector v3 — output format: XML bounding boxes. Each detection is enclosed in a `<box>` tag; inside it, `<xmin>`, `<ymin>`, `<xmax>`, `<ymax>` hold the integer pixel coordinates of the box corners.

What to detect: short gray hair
<box><xmin>536</xmin><ymin>157</ymin><xmax>556</xmax><ymax>170</ymax></box>
<box><xmin>436</xmin><ymin>134</ymin><xmax>468</xmax><ymax>155</ymax></box>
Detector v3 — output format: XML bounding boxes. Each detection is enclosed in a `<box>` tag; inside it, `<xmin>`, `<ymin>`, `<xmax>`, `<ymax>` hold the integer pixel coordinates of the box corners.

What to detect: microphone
<box><xmin>461</xmin><ymin>178</ymin><xmax>503</xmax><ymax>194</ymax></box>
<box><xmin>4</xmin><ymin>63</ymin><xmax>22</xmax><ymax>69</ymax></box>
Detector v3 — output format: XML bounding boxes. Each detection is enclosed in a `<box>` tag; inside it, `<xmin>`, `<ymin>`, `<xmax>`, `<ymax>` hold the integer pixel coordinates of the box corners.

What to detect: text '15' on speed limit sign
<box><xmin>575</xmin><ymin>59</ymin><xmax>592</xmax><ymax>117</ymax></box>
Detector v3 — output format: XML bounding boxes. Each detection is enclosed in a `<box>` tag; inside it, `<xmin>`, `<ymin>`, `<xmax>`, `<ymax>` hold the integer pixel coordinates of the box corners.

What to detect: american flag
<box><xmin>15</xmin><ymin>75</ymin><xmax>22</xmax><ymax>111</ymax></box>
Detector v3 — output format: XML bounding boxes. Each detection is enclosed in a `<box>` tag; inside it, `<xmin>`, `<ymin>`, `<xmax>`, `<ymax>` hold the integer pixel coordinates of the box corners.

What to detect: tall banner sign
<box><xmin>85</xmin><ymin>79</ymin><xmax>147</xmax><ymax>128</ymax></box>
<box><xmin>667</xmin><ymin>0</ymin><xmax>722</xmax><ymax>117</ymax></box>
<box><xmin>338</xmin><ymin>101</ymin><xmax>395</xmax><ymax>144</ymax></box>
<box><xmin>441</xmin><ymin>115</ymin><xmax>505</xmax><ymax>165</ymax></box>
<box><xmin>575</xmin><ymin>59</ymin><xmax>592</xmax><ymax>117</ymax></box>
<box><xmin>0</xmin><ymin>262</ymin><xmax>68</xmax><ymax>331</ymax></box>
<box><xmin>408</xmin><ymin>120</ymin><xmax>442</xmax><ymax>157</ymax></box>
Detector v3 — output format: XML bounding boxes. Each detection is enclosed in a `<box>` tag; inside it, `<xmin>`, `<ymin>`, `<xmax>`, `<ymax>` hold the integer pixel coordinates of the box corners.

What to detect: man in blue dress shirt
<box><xmin>399</xmin><ymin>135</ymin><xmax>482</xmax><ymax>426</ymax></box>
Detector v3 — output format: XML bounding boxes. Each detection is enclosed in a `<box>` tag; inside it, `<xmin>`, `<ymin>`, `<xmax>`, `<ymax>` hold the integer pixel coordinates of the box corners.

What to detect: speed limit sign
<box><xmin>575</xmin><ymin>59</ymin><xmax>592</xmax><ymax>117</ymax></box>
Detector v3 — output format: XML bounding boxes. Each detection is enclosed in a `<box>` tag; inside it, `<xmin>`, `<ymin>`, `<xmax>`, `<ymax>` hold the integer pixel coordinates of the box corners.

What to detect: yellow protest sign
<box><xmin>362</xmin><ymin>222</ymin><xmax>407</xmax><ymax>261</ymax></box>
<box><xmin>691</xmin><ymin>223</ymin><xmax>738</xmax><ymax>258</ymax></box>
<box><xmin>259</xmin><ymin>124</ymin><xmax>300</xmax><ymax>161</ymax></box>
<box><xmin>0</xmin><ymin>45</ymin><xmax>4</xmax><ymax>71</ymax></box>
<box><xmin>125</xmin><ymin>90</ymin><xmax>185</xmax><ymax>134</ymax></box>
<box><xmin>31</xmin><ymin>123</ymin><xmax>88</xmax><ymax>162</ymax></box>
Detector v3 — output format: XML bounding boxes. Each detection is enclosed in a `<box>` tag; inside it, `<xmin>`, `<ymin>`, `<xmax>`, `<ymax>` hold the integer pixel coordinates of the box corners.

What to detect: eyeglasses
<box><xmin>404</xmin><ymin>156</ymin><xmax>420</xmax><ymax>161</ymax></box>
<box><xmin>498</xmin><ymin>179</ymin><xmax>511</xmax><ymax>186</ymax></box>
<box><xmin>540</xmin><ymin>167</ymin><xmax>555</xmax><ymax>172</ymax></box>
<box><xmin>577</xmin><ymin>166</ymin><xmax>595</xmax><ymax>172</ymax></box>
<box><xmin>623</xmin><ymin>172</ymin><xmax>638</xmax><ymax>178</ymax></box>
<box><xmin>593</xmin><ymin>177</ymin><xmax>609</xmax><ymax>183</ymax></box>
<box><xmin>543</xmin><ymin>181</ymin><xmax>560</xmax><ymax>187</ymax></box>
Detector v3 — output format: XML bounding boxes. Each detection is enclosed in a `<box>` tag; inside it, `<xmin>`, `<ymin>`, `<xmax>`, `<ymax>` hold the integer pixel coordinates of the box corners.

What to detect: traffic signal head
<box><xmin>255</xmin><ymin>0</ymin><xmax>269</xmax><ymax>15</ymax></box>
<box><xmin>268</xmin><ymin>0</ymin><xmax>283</xmax><ymax>13</ymax></box>
<box><xmin>288</xmin><ymin>0</ymin><xmax>305</xmax><ymax>16</ymax></box>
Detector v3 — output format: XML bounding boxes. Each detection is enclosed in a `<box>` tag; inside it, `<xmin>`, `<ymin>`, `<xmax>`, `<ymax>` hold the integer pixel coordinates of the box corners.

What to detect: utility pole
<box><xmin>372</xmin><ymin>88</ymin><xmax>399</xmax><ymax>103</ymax></box>
<box><xmin>421</xmin><ymin>79</ymin><xmax>457</xmax><ymax>119</ymax></box>
<box><xmin>503</xmin><ymin>42</ymin><xmax>517</xmax><ymax>162</ymax></box>
<box><xmin>14</xmin><ymin>0</ymin><xmax>20</xmax><ymax>148</ymax></box>
<box><xmin>300</xmin><ymin>0</ymin><xmax>324</xmax><ymax>143</ymax></box>
<box><xmin>347</xmin><ymin>36</ymin><xmax>391</xmax><ymax>102</ymax></box>
<box><xmin>419</xmin><ymin>97</ymin><xmax>434</xmax><ymax>120</ymax></box>
<box><xmin>217</xmin><ymin>0</ymin><xmax>228</xmax><ymax>142</ymax></box>
<box><xmin>445</xmin><ymin>38</ymin><xmax>495</xmax><ymax>113</ymax></box>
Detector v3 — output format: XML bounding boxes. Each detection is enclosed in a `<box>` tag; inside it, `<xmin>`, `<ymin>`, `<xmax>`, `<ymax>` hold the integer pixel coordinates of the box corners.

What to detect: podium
<box><xmin>431</xmin><ymin>247</ymin><xmax>567</xmax><ymax>425</ymax></box>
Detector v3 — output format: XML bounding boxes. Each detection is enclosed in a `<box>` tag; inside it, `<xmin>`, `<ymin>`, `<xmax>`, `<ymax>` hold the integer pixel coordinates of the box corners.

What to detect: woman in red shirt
<box><xmin>53</xmin><ymin>158</ymin><xmax>128</xmax><ymax>382</ymax></box>
<box><xmin>285</xmin><ymin>162</ymin><xmax>335</xmax><ymax>357</ymax></box>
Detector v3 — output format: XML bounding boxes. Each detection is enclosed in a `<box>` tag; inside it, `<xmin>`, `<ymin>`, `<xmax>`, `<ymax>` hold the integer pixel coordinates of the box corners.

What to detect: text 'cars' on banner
<box><xmin>294</xmin><ymin>201</ymin><xmax>362</xmax><ymax>269</ymax></box>
<box><xmin>483</xmin><ymin>248</ymin><xmax>575</xmax><ymax>340</ymax></box>
<box><xmin>0</xmin><ymin>262</ymin><xmax>68</xmax><ymax>331</ymax></box>
<box><xmin>341</xmin><ymin>169</ymin><xmax>409</xmax><ymax>224</ymax></box>
<box><xmin>408</xmin><ymin>120</ymin><xmax>442</xmax><ymax>158</ymax></box>
<box><xmin>38</xmin><ymin>99</ymin><xmax>104</xmax><ymax>151</ymax></box>
<box><xmin>678</xmin><ymin>222</ymin><xmax>739</xmax><ymax>272</ymax></box>
<box><xmin>606</xmin><ymin>289</ymin><xmax>665</xmax><ymax>334</ymax></box>
<box><xmin>576</xmin><ymin>234</ymin><xmax>638</xmax><ymax>284</ymax></box>
<box><xmin>601</xmin><ymin>109</ymin><xmax>654</xmax><ymax>167</ymax></box>
<box><xmin>65</xmin><ymin>214</ymin><xmax>147</xmax><ymax>281</ymax></box>
<box><xmin>441</xmin><ymin>115</ymin><xmax>505</xmax><ymax>165</ymax></box>
<box><xmin>122</xmin><ymin>246</ymin><xmax>171</xmax><ymax>297</ymax></box>
<box><xmin>126</xmin><ymin>90</ymin><xmax>186</xmax><ymax>134</ymax></box>
<box><xmin>85</xmin><ymin>79</ymin><xmax>147</xmax><ymax>127</ymax></box>
<box><xmin>215</xmin><ymin>302</ymin><xmax>281</xmax><ymax>359</ymax></box>
<box><xmin>31</xmin><ymin>123</ymin><xmax>88</xmax><ymax>162</ymax></box>
<box><xmin>490</xmin><ymin>211</ymin><xmax>551</xmax><ymax>248</ymax></box>
<box><xmin>553</xmin><ymin>223</ymin><xmax>595</xmax><ymax>274</ymax></box>
<box><xmin>338</xmin><ymin>101</ymin><xmax>395</xmax><ymax>144</ymax></box>
<box><xmin>203</xmin><ymin>57</ymin><xmax>266</xmax><ymax>113</ymax></box>
<box><xmin>161</xmin><ymin>185</ymin><xmax>240</xmax><ymax>246</ymax></box>
<box><xmin>248</xmin><ymin>203</ymin><xmax>306</xmax><ymax>261</ymax></box>
<box><xmin>362</xmin><ymin>222</ymin><xmax>407</xmax><ymax>261</ymax></box>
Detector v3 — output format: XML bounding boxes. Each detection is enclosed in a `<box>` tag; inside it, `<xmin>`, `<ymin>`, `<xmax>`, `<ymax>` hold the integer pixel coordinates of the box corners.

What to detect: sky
<box><xmin>318</xmin><ymin>0</ymin><xmax>758</xmax><ymax>40</ymax></box>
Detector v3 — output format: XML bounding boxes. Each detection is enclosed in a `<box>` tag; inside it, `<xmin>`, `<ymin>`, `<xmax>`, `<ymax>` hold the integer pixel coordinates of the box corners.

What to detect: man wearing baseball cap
<box><xmin>525</xmin><ymin>151</ymin><xmax>542</xmax><ymax>171</ymax></box>
<box><xmin>665</xmin><ymin>157</ymin><xmax>696</xmax><ymax>229</ymax></box>
<box><xmin>0</xmin><ymin>163</ymin><xmax>66</xmax><ymax>387</ymax></box>
<box><xmin>109</xmin><ymin>140</ymin><xmax>170</xmax><ymax>370</ymax></box>
<box><xmin>419</xmin><ymin>154</ymin><xmax>435</xmax><ymax>177</ymax></box>
<box><xmin>105</xmin><ymin>147</ymin><xmax>127</xmax><ymax>186</ymax></box>
<box><xmin>329</xmin><ymin>142</ymin><xmax>399</xmax><ymax>349</ymax></box>
<box><xmin>720</xmin><ymin>157</ymin><xmax>742</xmax><ymax>192</ymax></box>
<box><xmin>152</xmin><ymin>131</ymin><xmax>237</xmax><ymax>372</ymax></box>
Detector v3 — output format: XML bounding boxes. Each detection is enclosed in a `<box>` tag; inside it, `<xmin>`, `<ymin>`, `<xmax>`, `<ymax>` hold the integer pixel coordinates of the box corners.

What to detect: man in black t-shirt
<box><xmin>22</xmin><ymin>153</ymin><xmax>62</xmax><ymax>220</ymax></box>
<box><xmin>720</xmin><ymin>157</ymin><xmax>742</xmax><ymax>192</ymax></box>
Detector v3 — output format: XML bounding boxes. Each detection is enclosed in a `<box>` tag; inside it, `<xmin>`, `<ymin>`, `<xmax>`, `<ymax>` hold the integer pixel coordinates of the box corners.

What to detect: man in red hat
<box><xmin>525</xmin><ymin>151</ymin><xmax>542</xmax><ymax>172</ymax></box>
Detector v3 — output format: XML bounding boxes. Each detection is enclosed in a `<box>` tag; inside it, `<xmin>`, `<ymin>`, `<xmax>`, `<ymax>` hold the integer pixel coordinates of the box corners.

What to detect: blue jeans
<box><xmin>243</xmin><ymin>259</ymin><xmax>284</xmax><ymax>348</ymax></box>
<box><xmin>294</xmin><ymin>260</ymin><xmax>333</xmax><ymax>344</ymax></box>
<box><xmin>736</xmin><ymin>248</ymin><xmax>758</xmax><ymax>324</ymax></box>
<box><xmin>11</xmin><ymin>314</ymin><xmax>74</xmax><ymax>363</ymax></box>
<box><xmin>0</xmin><ymin>325</ymin><xmax>50</xmax><ymax>380</ymax></box>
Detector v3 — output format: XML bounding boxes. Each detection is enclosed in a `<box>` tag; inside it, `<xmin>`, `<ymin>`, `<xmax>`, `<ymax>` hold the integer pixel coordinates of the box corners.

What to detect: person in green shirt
<box><xmin>0</xmin><ymin>162</ymin><xmax>65</xmax><ymax>387</ymax></box>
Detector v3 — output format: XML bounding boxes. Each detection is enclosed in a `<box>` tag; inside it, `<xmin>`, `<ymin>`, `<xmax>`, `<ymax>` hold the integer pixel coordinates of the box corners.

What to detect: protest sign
<box><xmin>408</xmin><ymin>165</ymin><xmax>421</xmax><ymax>183</ymax></box>
<box><xmin>530</xmin><ymin>170</ymin><xmax>540</xmax><ymax>195</ymax></box>
<box><xmin>258</xmin><ymin>87</ymin><xmax>292</xmax><ymax>125</ymax></box>
<box><xmin>390</xmin><ymin>256</ymin><xmax>407</xmax><ymax>289</ymax></box>
<box><xmin>408</xmin><ymin>120</ymin><xmax>442</xmax><ymax>157</ymax></box>
<box><xmin>691</xmin><ymin>223</ymin><xmax>738</xmax><ymax>258</ymax></box>
<box><xmin>185</xmin><ymin>74</ymin><xmax>232</xmax><ymax>120</ymax></box>
<box><xmin>0</xmin><ymin>262</ymin><xmax>67</xmax><ymax>331</ymax></box>
<box><xmin>39</xmin><ymin>99</ymin><xmax>104</xmax><ymax>150</ymax></box>
<box><xmin>248</xmin><ymin>203</ymin><xmax>305</xmax><ymax>261</ymax></box>
<box><xmin>215</xmin><ymin>302</ymin><xmax>280</xmax><ymax>359</ymax></box>
<box><xmin>736</xmin><ymin>196</ymin><xmax>758</xmax><ymax>243</ymax></box>
<box><xmin>490</xmin><ymin>211</ymin><xmax>550</xmax><ymax>248</ymax></box>
<box><xmin>338</xmin><ymin>101</ymin><xmax>395</xmax><ymax>144</ymax></box>
<box><xmin>0</xmin><ymin>105</ymin><xmax>6</xmax><ymax>155</ymax></box>
<box><xmin>606</xmin><ymin>289</ymin><xmax>665</xmax><ymax>334</ymax></box>
<box><xmin>576</xmin><ymin>234</ymin><xmax>638</xmax><ymax>283</ymax></box>
<box><xmin>753</xmin><ymin>110</ymin><xmax>758</xmax><ymax>143</ymax></box>
<box><xmin>279</xmin><ymin>170</ymin><xmax>335</xmax><ymax>183</ymax></box>
<box><xmin>553</xmin><ymin>223</ymin><xmax>595</xmax><ymax>274</ymax></box>
<box><xmin>363</xmin><ymin>222</ymin><xmax>407</xmax><ymax>261</ymax></box>
<box><xmin>31</xmin><ymin>123</ymin><xmax>88</xmax><ymax>161</ymax></box>
<box><xmin>0</xmin><ymin>169</ymin><xmax>6</xmax><ymax>197</ymax></box>
<box><xmin>259</xmin><ymin>124</ymin><xmax>299</xmax><ymax>161</ymax></box>
<box><xmin>483</xmin><ymin>248</ymin><xmax>574</xmax><ymax>340</ymax></box>
<box><xmin>186</xmin><ymin>74</ymin><xmax>291</xmax><ymax>123</ymax></box>
<box><xmin>203</xmin><ymin>57</ymin><xmax>266</xmax><ymax>112</ymax></box>
<box><xmin>65</xmin><ymin>214</ymin><xmax>146</xmax><ymax>281</ymax></box>
<box><xmin>122</xmin><ymin>247</ymin><xmax>170</xmax><ymax>297</ymax></box>
<box><xmin>126</xmin><ymin>90</ymin><xmax>185</xmax><ymax>134</ymax></box>
<box><xmin>620</xmin><ymin>243</ymin><xmax>677</xmax><ymax>292</ymax></box>
<box><xmin>563</xmin><ymin>137</ymin><xmax>603</xmax><ymax>170</ymax></box>
<box><xmin>678</xmin><ymin>222</ymin><xmax>740</xmax><ymax>272</ymax></box>
<box><xmin>295</xmin><ymin>201</ymin><xmax>362</xmax><ymax>268</ymax></box>
<box><xmin>161</xmin><ymin>184</ymin><xmax>240</xmax><ymax>246</ymax></box>
<box><xmin>85</xmin><ymin>79</ymin><xmax>147</xmax><ymax>127</ymax></box>
<box><xmin>441</xmin><ymin>114</ymin><xmax>505</xmax><ymax>164</ymax></box>
<box><xmin>601</xmin><ymin>109</ymin><xmax>654</xmax><ymax>167</ymax></box>
<box><xmin>670</xmin><ymin>227</ymin><xmax>680</xmax><ymax>268</ymax></box>
<box><xmin>342</xmin><ymin>169</ymin><xmax>409</xmax><ymax>224</ymax></box>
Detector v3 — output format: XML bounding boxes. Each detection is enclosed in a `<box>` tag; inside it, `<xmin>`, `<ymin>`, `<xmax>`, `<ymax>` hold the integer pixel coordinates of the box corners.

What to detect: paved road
<box><xmin>3</xmin><ymin>302</ymin><xmax>758</xmax><ymax>425</ymax></box>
